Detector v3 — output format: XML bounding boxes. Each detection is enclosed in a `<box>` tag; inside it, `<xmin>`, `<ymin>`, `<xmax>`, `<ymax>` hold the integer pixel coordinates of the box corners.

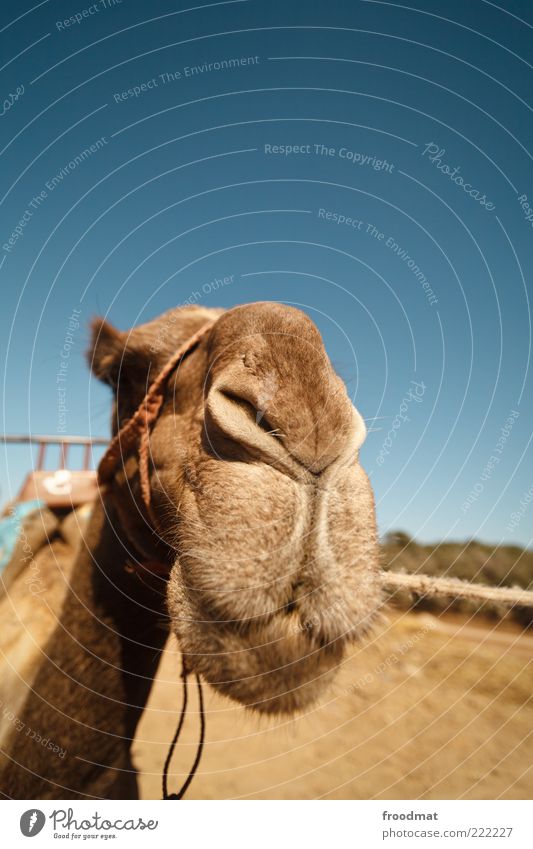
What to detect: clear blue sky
<box><xmin>1</xmin><ymin>0</ymin><xmax>532</xmax><ymax>548</ymax></box>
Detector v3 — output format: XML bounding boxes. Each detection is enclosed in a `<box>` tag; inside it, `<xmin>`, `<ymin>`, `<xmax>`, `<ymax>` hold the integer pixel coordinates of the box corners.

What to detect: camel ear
<box><xmin>87</xmin><ymin>318</ymin><xmax>127</xmax><ymax>388</ymax></box>
<box><xmin>88</xmin><ymin>317</ymin><xmax>155</xmax><ymax>392</ymax></box>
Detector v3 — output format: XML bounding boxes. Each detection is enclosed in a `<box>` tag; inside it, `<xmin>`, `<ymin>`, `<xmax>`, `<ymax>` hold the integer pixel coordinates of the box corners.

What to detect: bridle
<box><xmin>97</xmin><ymin>318</ymin><xmax>217</xmax><ymax>566</ymax></box>
<box><xmin>96</xmin><ymin>317</ymin><xmax>217</xmax><ymax>800</ymax></box>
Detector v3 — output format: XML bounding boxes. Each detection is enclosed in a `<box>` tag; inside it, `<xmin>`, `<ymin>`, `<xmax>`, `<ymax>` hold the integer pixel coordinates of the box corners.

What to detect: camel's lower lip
<box><xmin>169</xmin><ymin>605</ymin><xmax>346</xmax><ymax>714</ymax></box>
<box><xmin>167</xmin><ymin>539</ymin><xmax>382</xmax><ymax>713</ymax></box>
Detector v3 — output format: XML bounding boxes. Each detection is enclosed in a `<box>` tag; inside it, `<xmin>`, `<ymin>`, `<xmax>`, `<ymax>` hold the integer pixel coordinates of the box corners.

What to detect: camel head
<box><xmin>89</xmin><ymin>301</ymin><xmax>381</xmax><ymax>715</ymax></box>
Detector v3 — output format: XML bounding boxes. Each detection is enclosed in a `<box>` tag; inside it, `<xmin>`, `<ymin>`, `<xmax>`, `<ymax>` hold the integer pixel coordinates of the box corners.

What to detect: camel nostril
<box><xmin>255</xmin><ymin>413</ymin><xmax>276</xmax><ymax>434</ymax></box>
<box><xmin>218</xmin><ymin>389</ymin><xmax>281</xmax><ymax>439</ymax></box>
<box><xmin>284</xmin><ymin>599</ymin><xmax>297</xmax><ymax>615</ymax></box>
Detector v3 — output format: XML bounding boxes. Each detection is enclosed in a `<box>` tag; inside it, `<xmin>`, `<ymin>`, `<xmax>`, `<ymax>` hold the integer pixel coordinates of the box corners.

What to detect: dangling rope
<box><xmin>162</xmin><ymin>660</ymin><xmax>206</xmax><ymax>801</ymax></box>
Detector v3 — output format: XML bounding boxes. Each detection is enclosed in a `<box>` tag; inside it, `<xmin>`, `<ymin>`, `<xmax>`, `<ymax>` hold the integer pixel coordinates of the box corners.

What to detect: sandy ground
<box><xmin>133</xmin><ymin>610</ymin><xmax>533</xmax><ymax>799</ymax></box>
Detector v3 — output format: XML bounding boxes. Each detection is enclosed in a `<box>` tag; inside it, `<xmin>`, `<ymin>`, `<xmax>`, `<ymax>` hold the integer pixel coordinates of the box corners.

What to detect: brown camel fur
<box><xmin>0</xmin><ymin>301</ymin><xmax>381</xmax><ymax>798</ymax></box>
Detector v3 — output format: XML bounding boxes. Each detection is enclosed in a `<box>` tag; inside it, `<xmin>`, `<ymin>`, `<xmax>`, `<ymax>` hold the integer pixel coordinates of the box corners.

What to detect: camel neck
<box><xmin>2</xmin><ymin>498</ymin><xmax>168</xmax><ymax>799</ymax></box>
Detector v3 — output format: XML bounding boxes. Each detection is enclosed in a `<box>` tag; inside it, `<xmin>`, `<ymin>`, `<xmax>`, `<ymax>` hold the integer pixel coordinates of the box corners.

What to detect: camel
<box><xmin>0</xmin><ymin>301</ymin><xmax>381</xmax><ymax>799</ymax></box>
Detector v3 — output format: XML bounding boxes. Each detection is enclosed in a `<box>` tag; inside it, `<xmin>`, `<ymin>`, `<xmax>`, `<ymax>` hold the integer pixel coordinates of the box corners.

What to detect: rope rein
<box><xmin>96</xmin><ymin>316</ymin><xmax>533</xmax><ymax>801</ymax></box>
<box><xmin>162</xmin><ymin>660</ymin><xmax>206</xmax><ymax>801</ymax></box>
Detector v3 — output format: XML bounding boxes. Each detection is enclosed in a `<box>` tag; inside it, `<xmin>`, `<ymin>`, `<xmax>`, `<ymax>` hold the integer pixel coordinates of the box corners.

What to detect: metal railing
<box><xmin>0</xmin><ymin>434</ymin><xmax>109</xmax><ymax>471</ymax></box>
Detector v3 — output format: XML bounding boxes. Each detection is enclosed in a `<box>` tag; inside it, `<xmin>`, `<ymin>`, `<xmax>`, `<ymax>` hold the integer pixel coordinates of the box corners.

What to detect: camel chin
<box><xmin>167</xmin><ymin>574</ymin><xmax>346</xmax><ymax>715</ymax></box>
